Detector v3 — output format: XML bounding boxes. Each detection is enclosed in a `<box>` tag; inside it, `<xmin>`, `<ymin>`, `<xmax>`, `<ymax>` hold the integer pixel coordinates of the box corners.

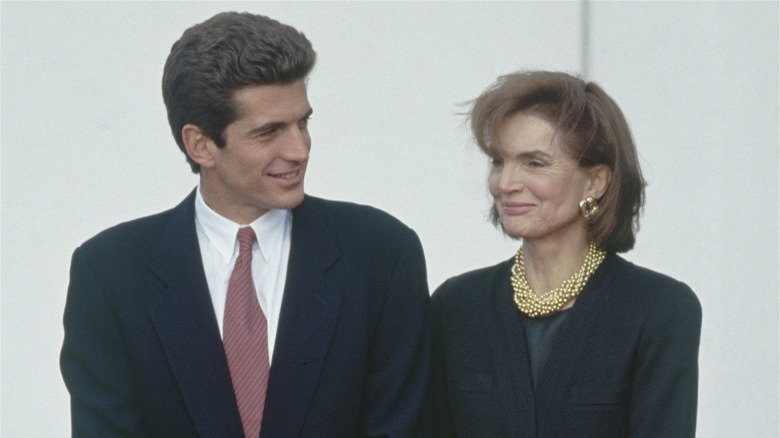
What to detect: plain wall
<box><xmin>589</xmin><ymin>3</ymin><xmax>779</xmax><ymax>435</ymax></box>
<box><xmin>1</xmin><ymin>2</ymin><xmax>777</xmax><ymax>436</ymax></box>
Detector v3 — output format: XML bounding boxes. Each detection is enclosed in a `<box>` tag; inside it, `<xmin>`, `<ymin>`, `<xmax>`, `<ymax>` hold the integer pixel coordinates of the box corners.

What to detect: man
<box><xmin>60</xmin><ymin>12</ymin><xmax>430</xmax><ymax>437</ymax></box>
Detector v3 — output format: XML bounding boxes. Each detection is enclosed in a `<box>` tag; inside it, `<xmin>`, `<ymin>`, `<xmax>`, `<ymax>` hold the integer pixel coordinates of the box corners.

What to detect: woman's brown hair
<box><xmin>470</xmin><ymin>71</ymin><xmax>645</xmax><ymax>253</ymax></box>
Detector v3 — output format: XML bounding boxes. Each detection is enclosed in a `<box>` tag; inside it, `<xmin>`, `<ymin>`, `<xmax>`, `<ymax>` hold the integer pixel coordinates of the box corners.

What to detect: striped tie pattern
<box><xmin>223</xmin><ymin>227</ymin><xmax>269</xmax><ymax>438</ymax></box>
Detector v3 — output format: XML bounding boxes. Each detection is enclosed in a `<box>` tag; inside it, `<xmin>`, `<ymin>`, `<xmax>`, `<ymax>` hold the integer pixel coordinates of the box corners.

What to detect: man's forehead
<box><xmin>231</xmin><ymin>81</ymin><xmax>311</xmax><ymax>118</ymax></box>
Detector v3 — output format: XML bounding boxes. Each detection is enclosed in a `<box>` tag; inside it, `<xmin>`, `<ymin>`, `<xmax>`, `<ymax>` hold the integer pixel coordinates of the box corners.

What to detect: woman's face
<box><xmin>488</xmin><ymin>112</ymin><xmax>594</xmax><ymax>243</ymax></box>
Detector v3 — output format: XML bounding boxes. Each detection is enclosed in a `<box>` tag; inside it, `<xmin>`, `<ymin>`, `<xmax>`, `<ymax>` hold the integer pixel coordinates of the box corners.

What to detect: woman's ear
<box><xmin>587</xmin><ymin>164</ymin><xmax>612</xmax><ymax>199</ymax></box>
<box><xmin>182</xmin><ymin>124</ymin><xmax>217</xmax><ymax>169</ymax></box>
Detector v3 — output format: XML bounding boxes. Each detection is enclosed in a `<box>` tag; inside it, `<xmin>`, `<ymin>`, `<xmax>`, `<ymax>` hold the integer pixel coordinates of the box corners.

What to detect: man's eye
<box><xmin>256</xmin><ymin>128</ymin><xmax>277</xmax><ymax>138</ymax></box>
<box><xmin>490</xmin><ymin>158</ymin><xmax>503</xmax><ymax>167</ymax></box>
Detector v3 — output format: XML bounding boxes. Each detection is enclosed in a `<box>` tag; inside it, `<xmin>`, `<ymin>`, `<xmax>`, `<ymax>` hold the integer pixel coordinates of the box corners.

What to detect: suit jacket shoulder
<box><xmin>293</xmin><ymin>195</ymin><xmax>422</xmax><ymax>274</ymax></box>
<box><xmin>432</xmin><ymin>255</ymin><xmax>701</xmax><ymax>317</ymax></box>
<box><xmin>298</xmin><ymin>195</ymin><xmax>415</xmax><ymax>239</ymax></box>
<box><xmin>432</xmin><ymin>259</ymin><xmax>511</xmax><ymax>308</ymax></box>
<box><xmin>607</xmin><ymin>256</ymin><xmax>701</xmax><ymax>316</ymax></box>
<box><xmin>74</xmin><ymin>195</ymin><xmax>192</xmax><ymax>268</ymax></box>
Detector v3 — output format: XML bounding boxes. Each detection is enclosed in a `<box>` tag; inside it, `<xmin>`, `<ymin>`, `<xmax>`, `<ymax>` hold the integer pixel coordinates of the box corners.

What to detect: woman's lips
<box><xmin>500</xmin><ymin>201</ymin><xmax>534</xmax><ymax>215</ymax></box>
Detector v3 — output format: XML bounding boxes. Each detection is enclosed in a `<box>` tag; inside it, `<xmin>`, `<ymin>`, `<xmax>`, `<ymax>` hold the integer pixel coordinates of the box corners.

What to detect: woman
<box><xmin>431</xmin><ymin>71</ymin><xmax>702</xmax><ymax>437</ymax></box>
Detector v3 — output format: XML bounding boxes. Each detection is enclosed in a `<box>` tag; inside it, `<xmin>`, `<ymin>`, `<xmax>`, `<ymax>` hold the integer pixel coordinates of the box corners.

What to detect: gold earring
<box><xmin>579</xmin><ymin>196</ymin><xmax>598</xmax><ymax>220</ymax></box>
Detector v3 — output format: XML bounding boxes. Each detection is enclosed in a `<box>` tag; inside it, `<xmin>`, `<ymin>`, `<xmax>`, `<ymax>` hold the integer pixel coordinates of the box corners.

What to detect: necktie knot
<box><xmin>237</xmin><ymin>227</ymin><xmax>256</xmax><ymax>254</ymax></box>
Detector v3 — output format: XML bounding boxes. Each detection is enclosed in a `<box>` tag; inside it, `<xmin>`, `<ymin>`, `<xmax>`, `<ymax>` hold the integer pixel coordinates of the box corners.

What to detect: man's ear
<box><xmin>586</xmin><ymin>164</ymin><xmax>612</xmax><ymax>199</ymax></box>
<box><xmin>182</xmin><ymin>124</ymin><xmax>217</xmax><ymax>169</ymax></box>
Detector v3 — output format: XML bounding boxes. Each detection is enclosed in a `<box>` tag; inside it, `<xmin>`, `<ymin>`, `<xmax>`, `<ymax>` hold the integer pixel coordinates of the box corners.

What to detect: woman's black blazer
<box><xmin>431</xmin><ymin>254</ymin><xmax>702</xmax><ymax>438</ymax></box>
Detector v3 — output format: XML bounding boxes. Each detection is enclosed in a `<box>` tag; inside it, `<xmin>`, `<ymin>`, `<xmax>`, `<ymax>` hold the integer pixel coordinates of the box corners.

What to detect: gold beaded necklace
<box><xmin>511</xmin><ymin>242</ymin><xmax>606</xmax><ymax>318</ymax></box>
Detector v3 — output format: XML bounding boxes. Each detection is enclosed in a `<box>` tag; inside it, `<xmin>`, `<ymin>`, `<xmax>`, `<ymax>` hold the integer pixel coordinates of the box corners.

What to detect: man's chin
<box><xmin>276</xmin><ymin>190</ymin><xmax>305</xmax><ymax>210</ymax></box>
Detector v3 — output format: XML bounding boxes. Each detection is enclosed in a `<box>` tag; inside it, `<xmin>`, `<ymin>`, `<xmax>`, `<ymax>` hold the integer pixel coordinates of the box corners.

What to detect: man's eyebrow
<box><xmin>247</xmin><ymin>122</ymin><xmax>284</xmax><ymax>137</ymax></box>
<box><xmin>246</xmin><ymin>108</ymin><xmax>313</xmax><ymax>137</ymax></box>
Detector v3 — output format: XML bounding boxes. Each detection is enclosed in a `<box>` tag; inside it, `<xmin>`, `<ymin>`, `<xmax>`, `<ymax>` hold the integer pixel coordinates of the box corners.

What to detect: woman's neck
<box><xmin>521</xmin><ymin>230</ymin><xmax>590</xmax><ymax>295</ymax></box>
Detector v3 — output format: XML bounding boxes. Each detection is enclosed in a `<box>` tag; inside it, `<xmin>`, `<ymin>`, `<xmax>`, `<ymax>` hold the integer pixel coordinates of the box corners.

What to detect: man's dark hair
<box><xmin>162</xmin><ymin>12</ymin><xmax>316</xmax><ymax>173</ymax></box>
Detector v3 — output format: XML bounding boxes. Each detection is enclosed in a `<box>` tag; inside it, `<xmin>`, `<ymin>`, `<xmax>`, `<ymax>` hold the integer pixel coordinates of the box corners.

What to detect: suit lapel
<box><xmin>148</xmin><ymin>191</ymin><xmax>244</xmax><ymax>437</ymax></box>
<box><xmin>489</xmin><ymin>260</ymin><xmax>538</xmax><ymax>437</ymax></box>
<box><xmin>261</xmin><ymin>196</ymin><xmax>342</xmax><ymax>436</ymax></box>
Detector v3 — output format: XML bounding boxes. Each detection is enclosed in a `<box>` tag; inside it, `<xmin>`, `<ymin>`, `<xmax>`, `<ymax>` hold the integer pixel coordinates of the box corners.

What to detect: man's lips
<box><xmin>268</xmin><ymin>169</ymin><xmax>300</xmax><ymax>180</ymax></box>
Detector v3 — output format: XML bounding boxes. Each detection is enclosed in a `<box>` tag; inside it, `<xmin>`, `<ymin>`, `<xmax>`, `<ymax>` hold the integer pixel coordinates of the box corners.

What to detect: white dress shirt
<box><xmin>194</xmin><ymin>188</ymin><xmax>291</xmax><ymax>365</ymax></box>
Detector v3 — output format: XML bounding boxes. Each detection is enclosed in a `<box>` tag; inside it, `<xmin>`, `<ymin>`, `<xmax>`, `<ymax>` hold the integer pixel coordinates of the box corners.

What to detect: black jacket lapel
<box><xmin>261</xmin><ymin>196</ymin><xmax>343</xmax><ymax>436</ymax></box>
<box><xmin>148</xmin><ymin>191</ymin><xmax>244</xmax><ymax>437</ymax></box>
<box><xmin>490</xmin><ymin>260</ymin><xmax>539</xmax><ymax>437</ymax></box>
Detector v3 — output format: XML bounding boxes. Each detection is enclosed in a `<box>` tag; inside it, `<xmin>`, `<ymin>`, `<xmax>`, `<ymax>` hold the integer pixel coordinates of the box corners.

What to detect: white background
<box><xmin>2</xmin><ymin>2</ymin><xmax>778</xmax><ymax>436</ymax></box>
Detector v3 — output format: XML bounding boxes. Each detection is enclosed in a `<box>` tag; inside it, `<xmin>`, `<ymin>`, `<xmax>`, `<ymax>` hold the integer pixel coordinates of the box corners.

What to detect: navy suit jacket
<box><xmin>61</xmin><ymin>191</ymin><xmax>431</xmax><ymax>437</ymax></box>
<box><xmin>431</xmin><ymin>254</ymin><xmax>701</xmax><ymax>438</ymax></box>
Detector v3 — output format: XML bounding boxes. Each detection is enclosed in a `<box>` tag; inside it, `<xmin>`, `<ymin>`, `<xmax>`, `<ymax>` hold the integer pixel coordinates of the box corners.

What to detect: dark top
<box><xmin>520</xmin><ymin>309</ymin><xmax>569</xmax><ymax>389</ymax></box>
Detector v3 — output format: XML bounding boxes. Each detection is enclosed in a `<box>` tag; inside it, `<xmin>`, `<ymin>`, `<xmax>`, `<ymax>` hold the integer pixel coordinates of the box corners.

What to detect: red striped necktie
<box><xmin>223</xmin><ymin>227</ymin><xmax>269</xmax><ymax>437</ymax></box>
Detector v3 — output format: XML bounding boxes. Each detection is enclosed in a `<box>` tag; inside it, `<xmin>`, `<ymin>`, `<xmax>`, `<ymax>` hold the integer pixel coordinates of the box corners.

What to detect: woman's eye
<box><xmin>528</xmin><ymin>160</ymin><xmax>545</xmax><ymax>168</ymax></box>
<box><xmin>490</xmin><ymin>158</ymin><xmax>503</xmax><ymax>167</ymax></box>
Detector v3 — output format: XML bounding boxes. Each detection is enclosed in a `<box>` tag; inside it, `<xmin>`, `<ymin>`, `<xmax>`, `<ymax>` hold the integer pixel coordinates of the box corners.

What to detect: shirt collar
<box><xmin>194</xmin><ymin>186</ymin><xmax>289</xmax><ymax>263</ymax></box>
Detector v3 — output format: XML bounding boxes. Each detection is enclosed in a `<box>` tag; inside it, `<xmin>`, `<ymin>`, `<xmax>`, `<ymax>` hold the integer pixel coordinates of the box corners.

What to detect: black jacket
<box><xmin>431</xmin><ymin>254</ymin><xmax>701</xmax><ymax>438</ymax></box>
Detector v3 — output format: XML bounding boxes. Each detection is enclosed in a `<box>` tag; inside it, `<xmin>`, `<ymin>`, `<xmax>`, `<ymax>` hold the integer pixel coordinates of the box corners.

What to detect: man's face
<box><xmin>199</xmin><ymin>80</ymin><xmax>312</xmax><ymax>224</ymax></box>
